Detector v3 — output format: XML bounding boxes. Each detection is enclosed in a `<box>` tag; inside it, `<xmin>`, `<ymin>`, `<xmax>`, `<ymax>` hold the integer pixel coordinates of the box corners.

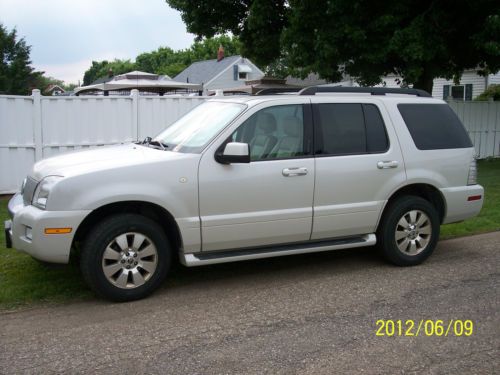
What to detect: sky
<box><xmin>0</xmin><ymin>0</ymin><xmax>195</xmax><ymax>83</ymax></box>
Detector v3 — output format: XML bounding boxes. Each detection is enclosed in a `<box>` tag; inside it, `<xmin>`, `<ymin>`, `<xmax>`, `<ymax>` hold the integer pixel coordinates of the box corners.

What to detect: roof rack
<box><xmin>254</xmin><ymin>87</ymin><xmax>303</xmax><ymax>95</ymax></box>
<box><xmin>298</xmin><ymin>86</ymin><xmax>432</xmax><ymax>97</ymax></box>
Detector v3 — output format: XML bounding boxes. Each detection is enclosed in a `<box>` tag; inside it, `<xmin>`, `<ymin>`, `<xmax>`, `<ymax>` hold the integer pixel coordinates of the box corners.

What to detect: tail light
<box><xmin>467</xmin><ymin>157</ymin><xmax>477</xmax><ymax>185</ymax></box>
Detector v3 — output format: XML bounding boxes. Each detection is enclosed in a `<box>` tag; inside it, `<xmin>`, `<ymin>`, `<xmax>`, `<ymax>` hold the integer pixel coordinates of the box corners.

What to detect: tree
<box><xmin>135</xmin><ymin>35</ymin><xmax>241</xmax><ymax>78</ymax></box>
<box><xmin>82</xmin><ymin>59</ymin><xmax>136</xmax><ymax>85</ymax></box>
<box><xmin>0</xmin><ymin>23</ymin><xmax>42</xmax><ymax>94</ymax></box>
<box><xmin>167</xmin><ymin>0</ymin><xmax>500</xmax><ymax>92</ymax></box>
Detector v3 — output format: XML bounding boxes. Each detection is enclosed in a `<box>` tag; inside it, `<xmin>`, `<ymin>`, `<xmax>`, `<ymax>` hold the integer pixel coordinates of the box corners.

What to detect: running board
<box><xmin>181</xmin><ymin>234</ymin><xmax>376</xmax><ymax>267</ymax></box>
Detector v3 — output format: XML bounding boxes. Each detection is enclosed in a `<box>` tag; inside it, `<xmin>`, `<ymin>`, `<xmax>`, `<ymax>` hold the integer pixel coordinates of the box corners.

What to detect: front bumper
<box><xmin>5</xmin><ymin>193</ymin><xmax>90</xmax><ymax>264</ymax></box>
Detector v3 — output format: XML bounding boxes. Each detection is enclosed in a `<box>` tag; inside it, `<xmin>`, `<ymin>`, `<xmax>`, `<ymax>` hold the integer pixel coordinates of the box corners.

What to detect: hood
<box><xmin>31</xmin><ymin>143</ymin><xmax>185</xmax><ymax>180</ymax></box>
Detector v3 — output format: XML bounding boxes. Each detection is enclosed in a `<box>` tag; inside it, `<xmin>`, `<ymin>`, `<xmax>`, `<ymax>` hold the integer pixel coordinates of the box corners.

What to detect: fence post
<box><xmin>131</xmin><ymin>89</ymin><xmax>139</xmax><ymax>141</ymax></box>
<box><xmin>32</xmin><ymin>89</ymin><xmax>43</xmax><ymax>161</ymax></box>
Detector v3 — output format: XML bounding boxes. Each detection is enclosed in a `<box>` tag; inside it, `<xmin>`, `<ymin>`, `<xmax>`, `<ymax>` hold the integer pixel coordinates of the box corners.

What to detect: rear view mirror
<box><xmin>216</xmin><ymin>142</ymin><xmax>250</xmax><ymax>164</ymax></box>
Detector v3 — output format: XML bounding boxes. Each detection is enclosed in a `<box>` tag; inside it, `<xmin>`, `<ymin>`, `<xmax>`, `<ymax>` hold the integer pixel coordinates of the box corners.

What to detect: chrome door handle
<box><xmin>282</xmin><ymin>167</ymin><xmax>308</xmax><ymax>177</ymax></box>
<box><xmin>377</xmin><ymin>160</ymin><xmax>399</xmax><ymax>169</ymax></box>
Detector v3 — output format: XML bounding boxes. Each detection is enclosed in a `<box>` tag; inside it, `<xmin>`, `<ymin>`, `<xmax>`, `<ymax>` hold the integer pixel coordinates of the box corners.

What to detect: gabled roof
<box><xmin>174</xmin><ymin>55</ymin><xmax>241</xmax><ymax>85</ymax></box>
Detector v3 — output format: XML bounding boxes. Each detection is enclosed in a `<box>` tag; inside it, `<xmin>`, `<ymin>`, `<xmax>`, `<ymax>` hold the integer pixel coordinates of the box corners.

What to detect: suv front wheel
<box><xmin>80</xmin><ymin>214</ymin><xmax>171</xmax><ymax>301</ymax></box>
<box><xmin>377</xmin><ymin>196</ymin><xmax>440</xmax><ymax>266</ymax></box>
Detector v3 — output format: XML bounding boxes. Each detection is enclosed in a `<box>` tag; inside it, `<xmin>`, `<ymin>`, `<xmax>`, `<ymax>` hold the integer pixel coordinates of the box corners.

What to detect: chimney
<box><xmin>217</xmin><ymin>45</ymin><xmax>224</xmax><ymax>62</ymax></box>
<box><xmin>108</xmin><ymin>68</ymin><xmax>113</xmax><ymax>78</ymax></box>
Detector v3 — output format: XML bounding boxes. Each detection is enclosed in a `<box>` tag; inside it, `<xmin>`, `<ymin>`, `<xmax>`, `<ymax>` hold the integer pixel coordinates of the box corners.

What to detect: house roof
<box><xmin>174</xmin><ymin>55</ymin><xmax>242</xmax><ymax>85</ymax></box>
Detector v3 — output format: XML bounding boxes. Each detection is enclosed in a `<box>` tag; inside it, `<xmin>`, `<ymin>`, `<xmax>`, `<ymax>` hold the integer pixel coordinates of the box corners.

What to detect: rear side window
<box><xmin>398</xmin><ymin>104</ymin><xmax>472</xmax><ymax>150</ymax></box>
<box><xmin>314</xmin><ymin>103</ymin><xmax>389</xmax><ymax>155</ymax></box>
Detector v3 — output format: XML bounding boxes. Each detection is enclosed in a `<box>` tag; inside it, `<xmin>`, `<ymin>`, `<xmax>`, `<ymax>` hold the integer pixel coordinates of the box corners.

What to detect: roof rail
<box><xmin>254</xmin><ymin>87</ymin><xmax>302</xmax><ymax>95</ymax></box>
<box><xmin>298</xmin><ymin>86</ymin><xmax>432</xmax><ymax>97</ymax></box>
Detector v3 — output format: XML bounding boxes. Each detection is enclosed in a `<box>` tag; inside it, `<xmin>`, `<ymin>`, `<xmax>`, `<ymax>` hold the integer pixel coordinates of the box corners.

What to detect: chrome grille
<box><xmin>22</xmin><ymin>177</ymin><xmax>38</xmax><ymax>205</ymax></box>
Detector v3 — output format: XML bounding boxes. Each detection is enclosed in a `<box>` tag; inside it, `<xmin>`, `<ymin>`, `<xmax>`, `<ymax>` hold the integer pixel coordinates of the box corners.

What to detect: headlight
<box><xmin>32</xmin><ymin>176</ymin><xmax>63</xmax><ymax>209</ymax></box>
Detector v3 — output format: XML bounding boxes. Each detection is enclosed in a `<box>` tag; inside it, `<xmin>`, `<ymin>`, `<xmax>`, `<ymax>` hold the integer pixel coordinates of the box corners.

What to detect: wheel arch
<box><xmin>72</xmin><ymin>201</ymin><xmax>183</xmax><ymax>260</ymax></box>
<box><xmin>377</xmin><ymin>183</ymin><xmax>446</xmax><ymax>230</ymax></box>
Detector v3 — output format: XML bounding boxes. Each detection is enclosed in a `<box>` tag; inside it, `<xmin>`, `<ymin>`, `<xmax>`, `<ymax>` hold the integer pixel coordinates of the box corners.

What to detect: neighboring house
<box><xmin>311</xmin><ymin>69</ymin><xmax>500</xmax><ymax>101</ymax></box>
<box><xmin>44</xmin><ymin>84</ymin><xmax>65</xmax><ymax>96</ymax></box>
<box><xmin>370</xmin><ymin>70</ymin><xmax>500</xmax><ymax>100</ymax></box>
<box><xmin>174</xmin><ymin>46</ymin><xmax>264</xmax><ymax>93</ymax></box>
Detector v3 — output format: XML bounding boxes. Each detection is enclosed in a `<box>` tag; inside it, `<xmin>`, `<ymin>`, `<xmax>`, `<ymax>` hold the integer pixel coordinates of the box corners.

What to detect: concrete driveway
<box><xmin>1</xmin><ymin>232</ymin><xmax>499</xmax><ymax>374</ymax></box>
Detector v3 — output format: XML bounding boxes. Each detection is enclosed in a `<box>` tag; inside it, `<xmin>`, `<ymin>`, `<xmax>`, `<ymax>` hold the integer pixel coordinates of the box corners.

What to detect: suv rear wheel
<box><xmin>377</xmin><ymin>196</ymin><xmax>440</xmax><ymax>266</ymax></box>
<box><xmin>80</xmin><ymin>214</ymin><xmax>171</xmax><ymax>301</ymax></box>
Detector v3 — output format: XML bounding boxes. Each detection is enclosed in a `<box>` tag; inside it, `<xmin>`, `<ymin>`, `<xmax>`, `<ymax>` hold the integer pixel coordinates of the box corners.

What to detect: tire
<box><xmin>377</xmin><ymin>196</ymin><xmax>440</xmax><ymax>266</ymax></box>
<box><xmin>80</xmin><ymin>214</ymin><xmax>171</xmax><ymax>302</ymax></box>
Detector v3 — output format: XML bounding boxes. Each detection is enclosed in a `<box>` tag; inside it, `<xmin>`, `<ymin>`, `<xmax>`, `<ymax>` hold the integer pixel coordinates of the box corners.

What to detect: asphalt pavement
<box><xmin>1</xmin><ymin>231</ymin><xmax>499</xmax><ymax>374</ymax></box>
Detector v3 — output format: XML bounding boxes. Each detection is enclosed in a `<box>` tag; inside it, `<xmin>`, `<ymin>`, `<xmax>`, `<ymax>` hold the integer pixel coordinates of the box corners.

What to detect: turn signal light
<box><xmin>44</xmin><ymin>228</ymin><xmax>72</xmax><ymax>234</ymax></box>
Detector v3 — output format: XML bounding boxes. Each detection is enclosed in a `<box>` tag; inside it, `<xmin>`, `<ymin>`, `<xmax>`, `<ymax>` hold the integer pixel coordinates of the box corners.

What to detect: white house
<box><xmin>174</xmin><ymin>46</ymin><xmax>264</xmax><ymax>94</ymax></box>
<box><xmin>373</xmin><ymin>70</ymin><xmax>500</xmax><ymax>100</ymax></box>
<box><xmin>317</xmin><ymin>69</ymin><xmax>500</xmax><ymax>100</ymax></box>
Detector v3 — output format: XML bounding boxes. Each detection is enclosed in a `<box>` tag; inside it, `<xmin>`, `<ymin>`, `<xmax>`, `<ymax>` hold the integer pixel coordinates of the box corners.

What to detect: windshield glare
<box><xmin>154</xmin><ymin>101</ymin><xmax>246</xmax><ymax>153</ymax></box>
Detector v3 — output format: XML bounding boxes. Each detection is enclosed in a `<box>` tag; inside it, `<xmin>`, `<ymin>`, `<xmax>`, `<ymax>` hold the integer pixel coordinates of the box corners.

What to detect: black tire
<box><xmin>80</xmin><ymin>214</ymin><xmax>171</xmax><ymax>302</ymax></box>
<box><xmin>377</xmin><ymin>196</ymin><xmax>440</xmax><ymax>266</ymax></box>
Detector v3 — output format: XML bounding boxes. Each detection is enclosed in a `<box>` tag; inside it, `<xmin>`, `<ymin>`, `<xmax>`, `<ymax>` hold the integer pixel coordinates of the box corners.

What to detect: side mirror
<box><xmin>216</xmin><ymin>142</ymin><xmax>250</xmax><ymax>164</ymax></box>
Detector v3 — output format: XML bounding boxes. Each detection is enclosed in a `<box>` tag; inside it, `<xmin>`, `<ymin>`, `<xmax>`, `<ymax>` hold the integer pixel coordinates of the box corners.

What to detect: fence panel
<box><xmin>1</xmin><ymin>92</ymin><xmax>499</xmax><ymax>194</ymax></box>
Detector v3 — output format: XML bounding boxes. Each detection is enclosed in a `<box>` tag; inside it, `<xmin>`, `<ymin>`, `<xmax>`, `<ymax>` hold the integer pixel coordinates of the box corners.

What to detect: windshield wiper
<box><xmin>140</xmin><ymin>136</ymin><xmax>168</xmax><ymax>150</ymax></box>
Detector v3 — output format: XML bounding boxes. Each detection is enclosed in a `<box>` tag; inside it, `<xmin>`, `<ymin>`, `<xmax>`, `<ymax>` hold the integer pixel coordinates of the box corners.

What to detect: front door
<box><xmin>198</xmin><ymin>102</ymin><xmax>315</xmax><ymax>251</ymax></box>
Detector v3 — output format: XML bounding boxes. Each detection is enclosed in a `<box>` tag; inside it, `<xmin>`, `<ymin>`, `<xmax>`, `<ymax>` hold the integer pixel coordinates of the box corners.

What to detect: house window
<box><xmin>451</xmin><ymin>85</ymin><xmax>465</xmax><ymax>99</ymax></box>
<box><xmin>443</xmin><ymin>84</ymin><xmax>473</xmax><ymax>100</ymax></box>
<box><xmin>238</xmin><ymin>72</ymin><xmax>247</xmax><ymax>80</ymax></box>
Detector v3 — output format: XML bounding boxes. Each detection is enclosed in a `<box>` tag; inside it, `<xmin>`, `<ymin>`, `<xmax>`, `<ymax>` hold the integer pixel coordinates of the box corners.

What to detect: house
<box><xmin>347</xmin><ymin>70</ymin><xmax>500</xmax><ymax>100</ymax></box>
<box><xmin>174</xmin><ymin>46</ymin><xmax>264</xmax><ymax>93</ymax></box>
<box><xmin>44</xmin><ymin>84</ymin><xmax>65</xmax><ymax>96</ymax></box>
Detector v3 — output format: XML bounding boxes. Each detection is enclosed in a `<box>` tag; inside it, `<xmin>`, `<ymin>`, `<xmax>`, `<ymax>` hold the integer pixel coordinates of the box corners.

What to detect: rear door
<box><xmin>311</xmin><ymin>98</ymin><xmax>406</xmax><ymax>239</ymax></box>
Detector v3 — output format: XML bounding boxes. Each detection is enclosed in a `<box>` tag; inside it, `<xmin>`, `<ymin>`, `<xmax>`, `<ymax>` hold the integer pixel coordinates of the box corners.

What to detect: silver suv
<box><xmin>5</xmin><ymin>87</ymin><xmax>484</xmax><ymax>301</ymax></box>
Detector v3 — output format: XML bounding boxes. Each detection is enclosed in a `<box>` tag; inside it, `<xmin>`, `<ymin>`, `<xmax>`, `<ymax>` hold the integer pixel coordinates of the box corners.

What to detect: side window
<box><xmin>230</xmin><ymin>105</ymin><xmax>306</xmax><ymax>161</ymax></box>
<box><xmin>314</xmin><ymin>103</ymin><xmax>389</xmax><ymax>156</ymax></box>
<box><xmin>364</xmin><ymin>104</ymin><xmax>389</xmax><ymax>153</ymax></box>
<box><xmin>398</xmin><ymin>104</ymin><xmax>473</xmax><ymax>150</ymax></box>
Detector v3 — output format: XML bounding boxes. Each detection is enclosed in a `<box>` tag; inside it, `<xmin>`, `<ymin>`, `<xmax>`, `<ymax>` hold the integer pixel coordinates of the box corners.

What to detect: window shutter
<box><xmin>233</xmin><ymin>65</ymin><xmax>238</xmax><ymax>81</ymax></box>
<box><xmin>465</xmin><ymin>84</ymin><xmax>473</xmax><ymax>100</ymax></box>
<box><xmin>443</xmin><ymin>85</ymin><xmax>450</xmax><ymax>100</ymax></box>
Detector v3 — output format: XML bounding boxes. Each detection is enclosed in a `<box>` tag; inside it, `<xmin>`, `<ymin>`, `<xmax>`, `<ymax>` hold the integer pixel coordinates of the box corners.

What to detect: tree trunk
<box><xmin>413</xmin><ymin>73</ymin><xmax>434</xmax><ymax>95</ymax></box>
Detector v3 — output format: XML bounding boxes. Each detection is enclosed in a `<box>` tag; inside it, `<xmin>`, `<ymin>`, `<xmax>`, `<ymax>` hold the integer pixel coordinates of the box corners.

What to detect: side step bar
<box><xmin>181</xmin><ymin>234</ymin><xmax>376</xmax><ymax>267</ymax></box>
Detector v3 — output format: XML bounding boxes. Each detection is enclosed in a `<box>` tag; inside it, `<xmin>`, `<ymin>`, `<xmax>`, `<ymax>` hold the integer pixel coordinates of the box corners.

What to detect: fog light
<box><xmin>25</xmin><ymin>226</ymin><xmax>33</xmax><ymax>240</ymax></box>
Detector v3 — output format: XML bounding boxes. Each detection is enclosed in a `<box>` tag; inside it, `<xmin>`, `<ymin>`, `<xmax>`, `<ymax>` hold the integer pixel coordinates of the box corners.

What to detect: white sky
<box><xmin>0</xmin><ymin>0</ymin><xmax>195</xmax><ymax>83</ymax></box>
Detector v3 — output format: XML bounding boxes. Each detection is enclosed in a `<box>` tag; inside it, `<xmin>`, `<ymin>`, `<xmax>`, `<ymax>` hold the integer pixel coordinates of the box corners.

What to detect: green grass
<box><xmin>0</xmin><ymin>159</ymin><xmax>499</xmax><ymax>309</ymax></box>
<box><xmin>440</xmin><ymin>159</ymin><xmax>500</xmax><ymax>239</ymax></box>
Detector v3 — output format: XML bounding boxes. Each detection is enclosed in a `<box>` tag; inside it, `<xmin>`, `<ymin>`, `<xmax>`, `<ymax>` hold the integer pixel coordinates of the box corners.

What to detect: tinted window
<box><xmin>314</xmin><ymin>103</ymin><xmax>388</xmax><ymax>155</ymax></box>
<box><xmin>364</xmin><ymin>104</ymin><xmax>389</xmax><ymax>153</ymax></box>
<box><xmin>398</xmin><ymin>104</ymin><xmax>472</xmax><ymax>150</ymax></box>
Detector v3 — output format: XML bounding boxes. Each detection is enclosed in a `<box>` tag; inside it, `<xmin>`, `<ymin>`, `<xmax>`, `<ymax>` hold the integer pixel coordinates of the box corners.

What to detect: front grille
<box><xmin>22</xmin><ymin>177</ymin><xmax>38</xmax><ymax>205</ymax></box>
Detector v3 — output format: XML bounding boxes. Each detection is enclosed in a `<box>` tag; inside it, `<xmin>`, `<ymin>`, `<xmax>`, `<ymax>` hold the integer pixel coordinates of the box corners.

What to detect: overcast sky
<box><xmin>0</xmin><ymin>0</ymin><xmax>195</xmax><ymax>83</ymax></box>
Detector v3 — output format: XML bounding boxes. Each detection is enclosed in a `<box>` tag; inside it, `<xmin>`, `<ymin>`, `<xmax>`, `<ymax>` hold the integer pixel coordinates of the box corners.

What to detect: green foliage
<box><xmin>82</xmin><ymin>59</ymin><xmax>136</xmax><ymax>86</ymax></box>
<box><xmin>167</xmin><ymin>0</ymin><xmax>500</xmax><ymax>92</ymax></box>
<box><xmin>84</xmin><ymin>35</ymin><xmax>241</xmax><ymax>85</ymax></box>
<box><xmin>0</xmin><ymin>23</ymin><xmax>42</xmax><ymax>95</ymax></box>
<box><xmin>475</xmin><ymin>84</ymin><xmax>500</xmax><ymax>101</ymax></box>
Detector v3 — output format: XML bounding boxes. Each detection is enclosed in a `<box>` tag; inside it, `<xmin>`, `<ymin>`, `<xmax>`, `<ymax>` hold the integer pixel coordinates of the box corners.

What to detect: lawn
<box><xmin>0</xmin><ymin>159</ymin><xmax>499</xmax><ymax>309</ymax></box>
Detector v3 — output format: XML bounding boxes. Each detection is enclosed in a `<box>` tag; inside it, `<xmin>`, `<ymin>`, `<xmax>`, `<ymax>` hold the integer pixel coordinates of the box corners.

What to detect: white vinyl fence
<box><xmin>1</xmin><ymin>90</ymin><xmax>499</xmax><ymax>194</ymax></box>
<box><xmin>0</xmin><ymin>90</ymin><xmax>206</xmax><ymax>193</ymax></box>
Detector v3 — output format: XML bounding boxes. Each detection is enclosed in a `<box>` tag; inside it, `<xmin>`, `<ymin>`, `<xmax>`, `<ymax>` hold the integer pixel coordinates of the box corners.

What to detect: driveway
<box><xmin>1</xmin><ymin>232</ymin><xmax>499</xmax><ymax>374</ymax></box>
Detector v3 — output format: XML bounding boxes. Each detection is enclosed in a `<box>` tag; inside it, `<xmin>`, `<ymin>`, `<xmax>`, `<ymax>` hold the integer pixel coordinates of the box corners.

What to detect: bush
<box><xmin>475</xmin><ymin>84</ymin><xmax>500</xmax><ymax>101</ymax></box>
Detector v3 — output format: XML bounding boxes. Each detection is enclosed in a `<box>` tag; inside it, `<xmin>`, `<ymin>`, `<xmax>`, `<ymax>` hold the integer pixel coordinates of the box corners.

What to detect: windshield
<box><xmin>154</xmin><ymin>101</ymin><xmax>246</xmax><ymax>153</ymax></box>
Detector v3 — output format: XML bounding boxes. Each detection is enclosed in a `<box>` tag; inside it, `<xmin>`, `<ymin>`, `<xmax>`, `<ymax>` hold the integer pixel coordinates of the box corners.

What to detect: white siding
<box><xmin>432</xmin><ymin>70</ymin><xmax>486</xmax><ymax>100</ymax></box>
<box><xmin>488</xmin><ymin>72</ymin><xmax>500</xmax><ymax>86</ymax></box>
<box><xmin>206</xmin><ymin>59</ymin><xmax>264</xmax><ymax>91</ymax></box>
